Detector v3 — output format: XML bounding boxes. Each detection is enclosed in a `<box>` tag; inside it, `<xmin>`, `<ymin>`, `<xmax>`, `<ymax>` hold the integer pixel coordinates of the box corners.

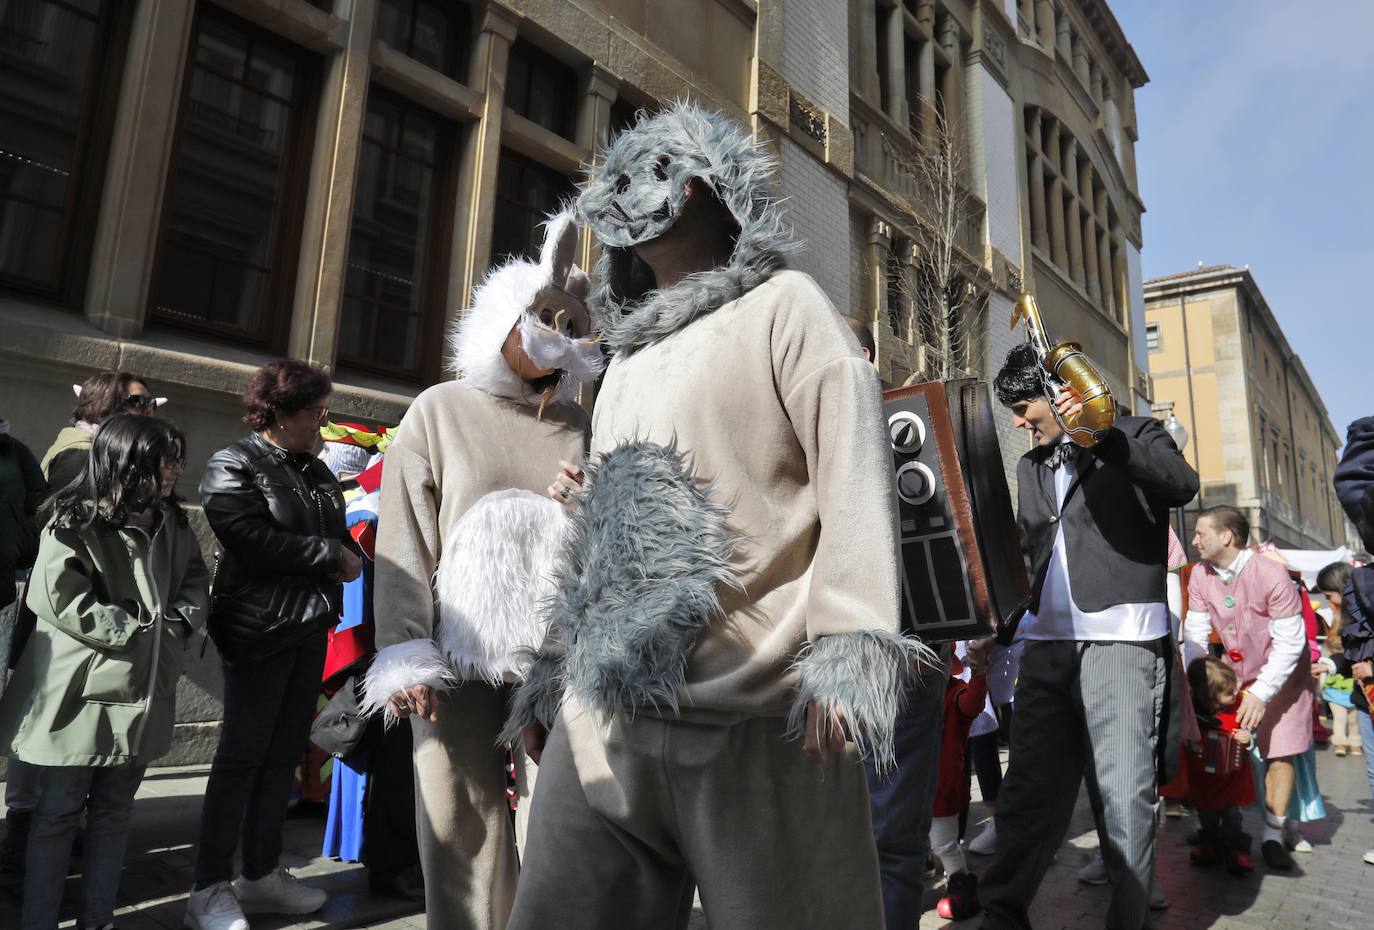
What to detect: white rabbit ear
<box><xmin>72</xmin><ymin>384</ymin><xmax>83</xmax><ymax>397</ymax></box>
<box><xmin>539</xmin><ymin>207</ymin><xmax>580</xmax><ymax>290</ymax></box>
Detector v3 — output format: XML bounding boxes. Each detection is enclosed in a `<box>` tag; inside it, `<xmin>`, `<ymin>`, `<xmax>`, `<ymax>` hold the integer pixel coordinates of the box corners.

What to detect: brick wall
<box><xmin>778</xmin><ymin>134</ymin><xmax>851</xmax><ymax>312</ymax></box>
<box><xmin>781</xmin><ymin>0</ymin><xmax>848</xmax><ymax>119</ymax></box>
<box><xmin>976</xmin><ymin>68</ymin><xmax>1022</xmax><ymax>266</ymax></box>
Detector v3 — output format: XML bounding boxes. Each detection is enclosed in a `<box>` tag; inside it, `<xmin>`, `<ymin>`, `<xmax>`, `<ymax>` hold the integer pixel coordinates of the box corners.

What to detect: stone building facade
<box><xmin>0</xmin><ymin>0</ymin><xmax>1150</xmax><ymax>754</ymax></box>
<box><xmin>1144</xmin><ymin>265</ymin><xmax>1350</xmax><ymax>550</ymax></box>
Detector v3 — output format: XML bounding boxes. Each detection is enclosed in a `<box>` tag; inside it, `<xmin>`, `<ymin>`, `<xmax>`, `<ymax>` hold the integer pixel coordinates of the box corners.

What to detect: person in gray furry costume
<box><xmin>502</xmin><ymin>102</ymin><xmax>928</xmax><ymax>930</ymax></box>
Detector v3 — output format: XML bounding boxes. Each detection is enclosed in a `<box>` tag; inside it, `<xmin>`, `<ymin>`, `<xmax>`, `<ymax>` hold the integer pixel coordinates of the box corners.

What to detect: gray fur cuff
<box><xmin>498</xmin><ymin>651</ymin><xmax>564</xmax><ymax>746</ymax></box>
<box><xmin>787</xmin><ymin>629</ymin><xmax>935</xmax><ymax>772</ymax></box>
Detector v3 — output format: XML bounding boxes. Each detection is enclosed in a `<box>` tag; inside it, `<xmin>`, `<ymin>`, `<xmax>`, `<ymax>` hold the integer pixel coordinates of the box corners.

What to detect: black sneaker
<box><xmin>1261</xmin><ymin>839</ymin><xmax>1295</xmax><ymax>871</ymax></box>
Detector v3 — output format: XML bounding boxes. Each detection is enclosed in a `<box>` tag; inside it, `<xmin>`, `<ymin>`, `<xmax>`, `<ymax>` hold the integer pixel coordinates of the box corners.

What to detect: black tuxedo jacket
<box><xmin>1017</xmin><ymin>415</ymin><xmax>1199</xmax><ymax>615</ymax></box>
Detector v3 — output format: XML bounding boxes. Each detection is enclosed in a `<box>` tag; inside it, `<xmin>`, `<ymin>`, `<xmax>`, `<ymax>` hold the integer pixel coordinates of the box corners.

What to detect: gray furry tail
<box><xmin>556</xmin><ymin>439</ymin><xmax>739</xmax><ymax>718</ymax></box>
<box><xmin>498</xmin><ymin>650</ymin><xmax>565</xmax><ymax>746</ymax></box>
<box><xmin>787</xmin><ymin>629</ymin><xmax>936</xmax><ymax>773</ymax></box>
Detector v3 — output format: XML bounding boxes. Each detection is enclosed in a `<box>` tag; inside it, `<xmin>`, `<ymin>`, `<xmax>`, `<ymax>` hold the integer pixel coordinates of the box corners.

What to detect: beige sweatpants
<box><xmin>509</xmin><ymin>699</ymin><xmax>885</xmax><ymax>930</ymax></box>
<box><xmin>411</xmin><ymin>683</ymin><xmax>518</xmax><ymax>930</ymax></box>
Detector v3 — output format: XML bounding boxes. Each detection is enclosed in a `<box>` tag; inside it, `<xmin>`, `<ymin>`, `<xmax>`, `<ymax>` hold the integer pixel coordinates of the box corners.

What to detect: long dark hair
<box><xmin>71</xmin><ymin>371</ymin><xmax>149</xmax><ymax>425</ymax></box>
<box><xmin>44</xmin><ymin>414</ymin><xmax>187</xmax><ymax>531</ymax></box>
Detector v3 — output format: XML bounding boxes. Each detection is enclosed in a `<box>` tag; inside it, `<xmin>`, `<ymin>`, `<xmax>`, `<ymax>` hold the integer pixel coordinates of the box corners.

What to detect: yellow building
<box><xmin>1144</xmin><ymin>265</ymin><xmax>1349</xmax><ymax>550</ymax></box>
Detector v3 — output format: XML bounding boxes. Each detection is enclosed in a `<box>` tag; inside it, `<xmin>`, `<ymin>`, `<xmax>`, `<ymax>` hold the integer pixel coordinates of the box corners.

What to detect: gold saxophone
<box><xmin>1010</xmin><ymin>293</ymin><xmax>1117</xmax><ymax>447</ymax></box>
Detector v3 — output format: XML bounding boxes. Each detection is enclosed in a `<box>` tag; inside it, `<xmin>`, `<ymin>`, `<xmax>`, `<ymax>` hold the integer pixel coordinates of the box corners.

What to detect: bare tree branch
<box><xmin>893</xmin><ymin>95</ymin><xmax>988</xmax><ymax>382</ymax></box>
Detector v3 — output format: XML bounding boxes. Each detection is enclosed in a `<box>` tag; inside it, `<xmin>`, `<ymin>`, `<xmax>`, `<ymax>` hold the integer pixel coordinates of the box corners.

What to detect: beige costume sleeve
<box><xmin>771</xmin><ymin>281</ymin><xmax>929</xmax><ymax>770</ymax></box>
<box><xmin>363</xmin><ymin>416</ymin><xmax>455</xmax><ymax>719</ymax></box>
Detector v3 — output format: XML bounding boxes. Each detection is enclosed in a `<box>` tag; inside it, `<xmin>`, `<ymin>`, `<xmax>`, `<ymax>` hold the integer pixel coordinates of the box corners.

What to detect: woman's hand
<box><xmin>340</xmin><ymin>548</ymin><xmax>364</xmax><ymax>583</ymax></box>
<box><xmin>548</xmin><ymin>460</ymin><xmax>584</xmax><ymax>508</ymax></box>
<box><xmin>1354</xmin><ymin>660</ymin><xmax>1373</xmax><ymax>683</ymax></box>
<box><xmin>388</xmin><ymin>684</ymin><xmax>438</xmax><ymax>722</ymax></box>
<box><xmin>1233</xmin><ymin>728</ymin><xmax>1253</xmax><ymax>747</ymax></box>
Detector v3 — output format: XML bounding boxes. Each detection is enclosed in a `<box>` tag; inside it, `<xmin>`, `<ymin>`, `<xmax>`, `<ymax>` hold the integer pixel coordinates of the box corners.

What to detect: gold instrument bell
<box><xmin>1011</xmin><ymin>293</ymin><xmax>1118</xmax><ymax>447</ymax></box>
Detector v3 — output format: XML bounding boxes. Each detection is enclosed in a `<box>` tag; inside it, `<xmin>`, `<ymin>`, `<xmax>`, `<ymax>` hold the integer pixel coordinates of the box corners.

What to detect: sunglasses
<box><xmin>123</xmin><ymin>395</ymin><xmax>157</xmax><ymax>411</ymax></box>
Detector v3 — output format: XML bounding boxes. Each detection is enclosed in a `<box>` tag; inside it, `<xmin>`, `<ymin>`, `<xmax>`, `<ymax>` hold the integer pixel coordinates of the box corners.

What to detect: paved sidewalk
<box><xmin>0</xmin><ymin>766</ymin><xmax>420</xmax><ymax>930</ymax></box>
<box><xmin>4</xmin><ymin>740</ymin><xmax>1373</xmax><ymax>929</ymax></box>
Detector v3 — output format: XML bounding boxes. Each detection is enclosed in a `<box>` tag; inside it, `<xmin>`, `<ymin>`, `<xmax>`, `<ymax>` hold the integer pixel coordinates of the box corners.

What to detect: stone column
<box><xmin>856</xmin><ymin>0</ymin><xmax>881</xmax><ymax>104</ymax></box>
<box><xmin>446</xmin><ymin>3</ymin><xmax>521</xmax><ymax>332</ymax></box>
<box><xmin>1089</xmin><ymin>62</ymin><xmax>1102</xmax><ymax>103</ymax></box>
<box><xmin>576</xmin><ymin>64</ymin><xmax>618</xmax><ymax>277</ymax></box>
<box><xmin>1096</xmin><ymin>189</ymin><xmax>1114</xmax><ymax>317</ymax></box>
<box><xmin>884</xmin><ymin>5</ymin><xmax>908</xmax><ymax>128</ymax></box>
<box><xmin>1072</xmin><ymin>36</ymin><xmax>1090</xmax><ymax>87</ymax></box>
<box><xmin>1079</xmin><ymin>163</ymin><xmax>1099</xmax><ymax>300</ymax></box>
<box><xmin>1111</xmin><ymin>238</ymin><xmax>1126</xmax><ymax>320</ymax></box>
<box><xmin>1066</xmin><ymin>201</ymin><xmax>1084</xmax><ymax>288</ymax></box>
<box><xmin>288</xmin><ymin>0</ymin><xmax>380</xmax><ymax>365</ymax></box>
<box><xmin>1047</xmin><ymin>123</ymin><xmax>1067</xmax><ymax>268</ymax></box>
<box><xmin>1036</xmin><ymin>0</ymin><xmax>1056</xmax><ymax>50</ymax></box>
<box><xmin>940</xmin><ymin>15</ymin><xmax>962</xmax><ymax>135</ymax></box>
<box><xmin>862</xmin><ymin>215</ymin><xmax>895</xmax><ymax>332</ymax></box>
<box><xmin>1028</xmin><ymin>155</ymin><xmax>1048</xmax><ymax>253</ymax></box>
<box><xmin>82</xmin><ymin>0</ymin><xmax>197</xmax><ymax>337</ymax></box>
<box><xmin>918</xmin><ymin>31</ymin><xmax>936</xmax><ymax>146</ymax></box>
<box><xmin>1056</xmin><ymin>11</ymin><xmax>1071</xmax><ymax>60</ymax></box>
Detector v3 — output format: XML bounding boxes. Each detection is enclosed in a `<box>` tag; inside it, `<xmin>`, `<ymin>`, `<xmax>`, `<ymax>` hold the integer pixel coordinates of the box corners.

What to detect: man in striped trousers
<box><xmin>976</xmin><ymin>345</ymin><xmax>1198</xmax><ymax>930</ymax></box>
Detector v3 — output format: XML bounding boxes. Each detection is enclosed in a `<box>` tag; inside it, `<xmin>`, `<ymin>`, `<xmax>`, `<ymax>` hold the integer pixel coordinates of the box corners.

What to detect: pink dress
<box><xmin>1188</xmin><ymin>556</ymin><xmax>1313</xmax><ymax>759</ymax></box>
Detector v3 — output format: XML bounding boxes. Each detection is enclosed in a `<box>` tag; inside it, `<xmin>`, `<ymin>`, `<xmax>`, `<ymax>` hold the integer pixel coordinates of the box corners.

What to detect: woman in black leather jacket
<box><xmin>186</xmin><ymin>360</ymin><xmax>363</xmax><ymax>930</ymax></box>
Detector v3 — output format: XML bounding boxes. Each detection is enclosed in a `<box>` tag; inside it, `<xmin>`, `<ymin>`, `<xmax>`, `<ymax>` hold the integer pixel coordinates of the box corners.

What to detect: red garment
<box><xmin>933</xmin><ymin>675</ymin><xmax>989</xmax><ymax>817</ymax></box>
<box><xmin>1183</xmin><ymin>707</ymin><xmax>1256</xmax><ymax>811</ymax></box>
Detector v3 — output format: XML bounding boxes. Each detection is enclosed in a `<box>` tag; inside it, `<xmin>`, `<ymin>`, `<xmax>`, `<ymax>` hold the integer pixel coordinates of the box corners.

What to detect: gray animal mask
<box><xmin>578</xmin><ymin>102</ymin><xmax>799</xmax><ymax>355</ymax></box>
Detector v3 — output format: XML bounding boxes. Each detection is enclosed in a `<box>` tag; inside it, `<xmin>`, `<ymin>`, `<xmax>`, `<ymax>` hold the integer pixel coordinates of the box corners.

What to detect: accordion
<box><xmin>882</xmin><ymin>380</ymin><xmax>1028</xmax><ymax>643</ymax></box>
<box><xmin>1196</xmin><ymin>728</ymin><xmax>1248</xmax><ymax>776</ymax></box>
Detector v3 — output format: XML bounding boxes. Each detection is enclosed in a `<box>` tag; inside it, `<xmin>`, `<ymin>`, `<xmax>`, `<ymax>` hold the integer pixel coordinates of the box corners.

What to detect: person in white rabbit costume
<box><xmin>361</xmin><ymin>208</ymin><xmax>599</xmax><ymax>930</ymax></box>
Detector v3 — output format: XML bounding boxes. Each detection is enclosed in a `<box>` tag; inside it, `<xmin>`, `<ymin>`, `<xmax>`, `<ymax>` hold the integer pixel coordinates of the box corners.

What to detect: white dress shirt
<box><xmin>1019</xmin><ymin>439</ymin><xmax>1170</xmax><ymax>642</ymax></box>
<box><xmin>1181</xmin><ymin>548</ymin><xmax>1307</xmax><ymax>704</ymax></box>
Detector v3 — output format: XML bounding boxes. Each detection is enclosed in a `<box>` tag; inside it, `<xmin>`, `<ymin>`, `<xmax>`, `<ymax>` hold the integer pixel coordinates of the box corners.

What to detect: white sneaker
<box><xmin>1283</xmin><ymin>820</ymin><xmax>1313</xmax><ymax>853</ymax></box>
<box><xmin>967</xmin><ymin>821</ymin><xmax>997</xmax><ymax>855</ymax></box>
<box><xmin>184</xmin><ymin>882</ymin><xmax>248</xmax><ymax>930</ymax></box>
<box><xmin>1363</xmin><ymin>848</ymin><xmax>1374</xmax><ymax>865</ymax></box>
<box><xmin>232</xmin><ymin>867</ymin><xmax>327</xmax><ymax>915</ymax></box>
<box><xmin>1077</xmin><ymin>857</ymin><xmax>1109</xmax><ymax>885</ymax></box>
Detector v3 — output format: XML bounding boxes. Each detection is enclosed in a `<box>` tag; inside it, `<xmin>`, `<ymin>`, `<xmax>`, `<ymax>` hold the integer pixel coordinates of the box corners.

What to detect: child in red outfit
<box><xmin>931</xmin><ymin>644</ymin><xmax>990</xmax><ymax>920</ymax></box>
<box><xmin>1184</xmin><ymin>657</ymin><xmax>1257</xmax><ymax>874</ymax></box>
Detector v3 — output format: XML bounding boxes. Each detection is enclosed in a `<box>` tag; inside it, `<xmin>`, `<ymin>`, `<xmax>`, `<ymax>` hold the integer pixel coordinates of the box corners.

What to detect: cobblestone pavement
<box><xmin>3</xmin><ymin>739</ymin><xmax>1372</xmax><ymax>929</ymax></box>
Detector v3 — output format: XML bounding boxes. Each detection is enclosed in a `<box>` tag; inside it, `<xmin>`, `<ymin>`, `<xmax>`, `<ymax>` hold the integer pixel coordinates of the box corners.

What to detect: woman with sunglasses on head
<box><xmin>185</xmin><ymin>360</ymin><xmax>363</xmax><ymax>930</ymax></box>
<box><xmin>1</xmin><ymin>371</ymin><xmax>164</xmax><ymax>873</ymax></box>
<box><xmin>41</xmin><ymin>371</ymin><xmax>160</xmax><ymax>493</ymax></box>
<box><xmin>0</xmin><ymin>414</ymin><xmax>207</xmax><ymax>930</ymax></box>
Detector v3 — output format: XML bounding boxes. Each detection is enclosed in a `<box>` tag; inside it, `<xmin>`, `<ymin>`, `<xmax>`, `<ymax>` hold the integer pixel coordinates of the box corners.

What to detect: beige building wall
<box><xmin>1144</xmin><ymin>265</ymin><xmax>1350</xmax><ymax>550</ymax></box>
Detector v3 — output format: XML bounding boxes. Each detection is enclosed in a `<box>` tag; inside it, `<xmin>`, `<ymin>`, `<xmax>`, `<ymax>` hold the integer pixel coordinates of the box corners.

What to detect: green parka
<box><xmin>0</xmin><ymin>499</ymin><xmax>209</xmax><ymax>766</ymax></box>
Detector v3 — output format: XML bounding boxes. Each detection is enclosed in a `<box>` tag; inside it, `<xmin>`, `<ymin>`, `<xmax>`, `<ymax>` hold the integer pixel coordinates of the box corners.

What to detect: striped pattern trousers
<box><xmin>979</xmin><ymin>637</ymin><xmax>1169</xmax><ymax>930</ymax></box>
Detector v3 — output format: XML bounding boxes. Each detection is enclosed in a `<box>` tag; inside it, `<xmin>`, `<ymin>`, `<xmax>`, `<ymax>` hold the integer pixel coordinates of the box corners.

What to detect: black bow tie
<box><xmin>1047</xmin><ymin>443</ymin><xmax>1079</xmax><ymax>469</ymax></box>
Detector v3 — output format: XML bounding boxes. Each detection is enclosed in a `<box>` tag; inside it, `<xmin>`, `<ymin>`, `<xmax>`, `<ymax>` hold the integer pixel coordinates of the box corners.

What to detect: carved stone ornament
<box><xmin>982</xmin><ymin>21</ymin><xmax>1007</xmax><ymax>70</ymax></box>
<box><xmin>790</xmin><ymin>95</ymin><xmax>827</xmax><ymax>144</ymax></box>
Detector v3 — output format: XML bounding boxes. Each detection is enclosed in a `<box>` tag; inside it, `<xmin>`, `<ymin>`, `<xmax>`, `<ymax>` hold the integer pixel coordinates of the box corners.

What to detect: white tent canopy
<box><xmin>1275</xmin><ymin>546</ymin><xmax>1355</xmax><ymax>588</ymax></box>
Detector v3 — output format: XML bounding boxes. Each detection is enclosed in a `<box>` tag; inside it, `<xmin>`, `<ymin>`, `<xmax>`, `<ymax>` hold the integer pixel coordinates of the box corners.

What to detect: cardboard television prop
<box><xmin>883</xmin><ymin>379</ymin><xmax>1028</xmax><ymax>643</ymax></box>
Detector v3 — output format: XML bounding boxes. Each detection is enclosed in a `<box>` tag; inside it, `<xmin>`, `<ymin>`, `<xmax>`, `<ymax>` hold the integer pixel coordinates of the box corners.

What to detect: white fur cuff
<box><xmin>362</xmin><ymin>639</ymin><xmax>456</xmax><ymax>724</ymax></box>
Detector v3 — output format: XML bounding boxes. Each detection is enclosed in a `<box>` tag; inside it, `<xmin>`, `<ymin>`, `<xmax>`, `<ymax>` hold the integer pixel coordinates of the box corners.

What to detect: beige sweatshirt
<box><xmin>588</xmin><ymin>270</ymin><xmax>901</xmax><ymax>722</ymax></box>
<box><xmin>372</xmin><ymin>381</ymin><xmax>589</xmax><ymax>669</ymax></box>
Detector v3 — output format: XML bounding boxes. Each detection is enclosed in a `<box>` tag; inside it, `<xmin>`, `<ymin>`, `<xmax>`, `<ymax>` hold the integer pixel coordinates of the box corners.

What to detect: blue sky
<box><xmin>1112</xmin><ymin>1</ymin><xmax>1373</xmax><ymax>447</ymax></box>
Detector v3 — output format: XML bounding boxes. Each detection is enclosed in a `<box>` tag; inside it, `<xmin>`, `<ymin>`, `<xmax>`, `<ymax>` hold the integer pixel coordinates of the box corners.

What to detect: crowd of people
<box><xmin>1</xmin><ymin>103</ymin><xmax>1372</xmax><ymax>930</ymax></box>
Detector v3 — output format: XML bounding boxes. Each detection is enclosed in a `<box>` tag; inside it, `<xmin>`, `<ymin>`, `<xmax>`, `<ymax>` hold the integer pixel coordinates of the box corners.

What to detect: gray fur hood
<box><xmin>577</xmin><ymin>102</ymin><xmax>799</xmax><ymax>355</ymax></box>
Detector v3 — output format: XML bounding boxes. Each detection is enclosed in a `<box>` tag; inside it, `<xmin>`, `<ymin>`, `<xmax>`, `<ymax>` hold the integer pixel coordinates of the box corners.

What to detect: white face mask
<box><xmin>519</xmin><ymin>313</ymin><xmax>605</xmax><ymax>386</ymax></box>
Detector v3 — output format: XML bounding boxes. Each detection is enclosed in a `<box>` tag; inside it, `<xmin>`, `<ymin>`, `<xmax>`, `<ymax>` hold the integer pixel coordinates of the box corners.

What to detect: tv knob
<box><xmin>888</xmin><ymin>411</ymin><xmax>926</xmax><ymax>453</ymax></box>
<box><xmin>895</xmin><ymin>461</ymin><xmax>936</xmax><ymax>505</ymax></box>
